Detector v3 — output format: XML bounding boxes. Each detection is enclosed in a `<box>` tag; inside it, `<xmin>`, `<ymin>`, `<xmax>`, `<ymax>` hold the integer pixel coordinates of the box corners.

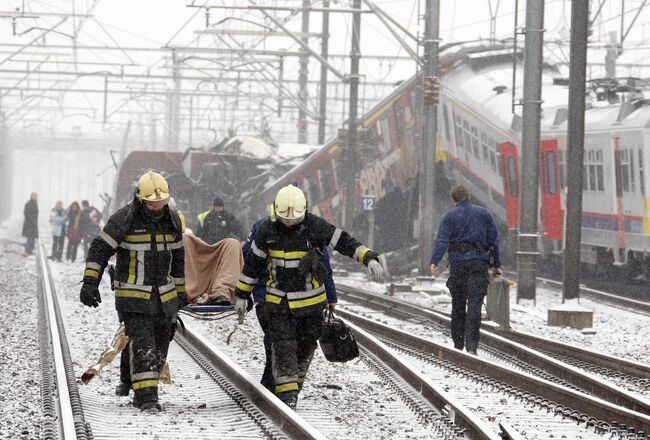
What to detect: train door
<box><xmin>499</xmin><ymin>142</ymin><xmax>520</xmax><ymax>230</ymax></box>
<box><xmin>540</xmin><ymin>139</ymin><xmax>564</xmax><ymax>240</ymax></box>
<box><xmin>613</xmin><ymin>137</ymin><xmax>627</xmax><ymax>263</ymax></box>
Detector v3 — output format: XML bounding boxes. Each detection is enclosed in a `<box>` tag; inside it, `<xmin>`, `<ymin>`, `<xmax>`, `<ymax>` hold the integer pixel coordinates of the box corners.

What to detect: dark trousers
<box><xmin>446</xmin><ymin>259</ymin><xmax>489</xmax><ymax>353</ymax></box>
<box><xmin>65</xmin><ymin>239</ymin><xmax>80</xmax><ymax>262</ymax></box>
<box><xmin>25</xmin><ymin>236</ymin><xmax>36</xmax><ymax>254</ymax></box>
<box><xmin>51</xmin><ymin>235</ymin><xmax>65</xmax><ymax>261</ymax></box>
<box><xmin>266</xmin><ymin>304</ymin><xmax>322</xmax><ymax>401</ymax></box>
<box><xmin>122</xmin><ymin>311</ymin><xmax>175</xmax><ymax>404</ymax></box>
<box><xmin>255</xmin><ymin>303</ymin><xmax>274</xmax><ymax>392</ymax></box>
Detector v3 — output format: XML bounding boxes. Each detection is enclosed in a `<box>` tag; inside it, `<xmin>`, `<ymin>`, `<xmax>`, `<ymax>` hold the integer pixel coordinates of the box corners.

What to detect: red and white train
<box><xmin>255</xmin><ymin>46</ymin><xmax>650</xmax><ymax>276</ymax></box>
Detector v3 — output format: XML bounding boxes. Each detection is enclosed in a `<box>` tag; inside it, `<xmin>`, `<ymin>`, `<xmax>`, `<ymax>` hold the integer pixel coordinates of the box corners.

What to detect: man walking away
<box><xmin>22</xmin><ymin>192</ymin><xmax>38</xmax><ymax>255</ymax></box>
<box><xmin>430</xmin><ymin>185</ymin><xmax>502</xmax><ymax>355</ymax></box>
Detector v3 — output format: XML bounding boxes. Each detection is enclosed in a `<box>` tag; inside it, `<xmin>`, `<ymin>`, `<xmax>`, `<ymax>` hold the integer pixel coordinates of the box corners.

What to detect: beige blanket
<box><xmin>183</xmin><ymin>234</ymin><xmax>243</xmax><ymax>304</ymax></box>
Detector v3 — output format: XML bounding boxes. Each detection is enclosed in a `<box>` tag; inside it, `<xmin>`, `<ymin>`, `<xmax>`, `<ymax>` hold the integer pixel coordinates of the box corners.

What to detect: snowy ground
<box><xmin>3</xmin><ymin>225</ymin><xmax>650</xmax><ymax>439</ymax></box>
<box><xmin>0</xmin><ymin>237</ymin><xmax>42</xmax><ymax>440</ymax></box>
<box><xmin>338</xmin><ymin>272</ymin><xmax>650</xmax><ymax>366</ymax></box>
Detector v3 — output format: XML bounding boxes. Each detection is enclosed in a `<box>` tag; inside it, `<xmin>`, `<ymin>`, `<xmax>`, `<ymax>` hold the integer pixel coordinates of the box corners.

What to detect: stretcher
<box><xmin>179</xmin><ymin>304</ymin><xmax>237</xmax><ymax>320</ymax></box>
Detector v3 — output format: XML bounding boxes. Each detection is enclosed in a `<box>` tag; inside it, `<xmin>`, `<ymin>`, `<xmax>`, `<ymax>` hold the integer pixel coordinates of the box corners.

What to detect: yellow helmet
<box><xmin>274</xmin><ymin>184</ymin><xmax>306</xmax><ymax>223</ymax></box>
<box><xmin>138</xmin><ymin>171</ymin><xmax>170</xmax><ymax>202</ymax></box>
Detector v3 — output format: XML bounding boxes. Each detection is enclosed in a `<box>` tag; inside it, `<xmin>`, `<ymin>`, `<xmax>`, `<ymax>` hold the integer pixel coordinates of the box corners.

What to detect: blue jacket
<box><xmin>430</xmin><ymin>200</ymin><xmax>501</xmax><ymax>267</ymax></box>
<box><xmin>242</xmin><ymin>218</ymin><xmax>337</xmax><ymax>304</ymax></box>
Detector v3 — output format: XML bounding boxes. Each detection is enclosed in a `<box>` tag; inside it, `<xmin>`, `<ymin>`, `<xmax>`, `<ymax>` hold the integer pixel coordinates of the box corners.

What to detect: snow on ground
<box><xmin>338</xmin><ymin>273</ymin><xmax>650</xmax><ymax>366</ymax></box>
<box><xmin>0</xmin><ymin>237</ymin><xmax>43</xmax><ymax>440</ymax></box>
<box><xmin>43</xmin><ymin>249</ymin><xmax>435</xmax><ymax>439</ymax></box>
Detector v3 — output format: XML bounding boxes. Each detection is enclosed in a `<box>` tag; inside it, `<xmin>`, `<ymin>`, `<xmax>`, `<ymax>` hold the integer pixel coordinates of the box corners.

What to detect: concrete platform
<box><xmin>547</xmin><ymin>302</ymin><xmax>594</xmax><ymax>330</ymax></box>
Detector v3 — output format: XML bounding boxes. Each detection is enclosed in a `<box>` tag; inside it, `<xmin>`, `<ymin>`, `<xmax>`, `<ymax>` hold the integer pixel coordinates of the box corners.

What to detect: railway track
<box><xmin>337</xmin><ymin>283</ymin><xmax>650</xmax><ymax>437</ymax></box>
<box><xmin>36</xmin><ymin>245</ymin><xmax>326</xmax><ymax>440</ymax></box>
<box><xmin>338</xmin><ymin>283</ymin><xmax>650</xmax><ymax>408</ymax></box>
<box><xmin>337</xmin><ymin>306</ymin><xmax>650</xmax><ymax>439</ymax></box>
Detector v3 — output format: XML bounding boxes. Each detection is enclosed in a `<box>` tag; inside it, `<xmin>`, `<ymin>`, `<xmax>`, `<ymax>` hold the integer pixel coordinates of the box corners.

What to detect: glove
<box><xmin>367</xmin><ymin>259</ymin><xmax>383</xmax><ymax>281</ymax></box>
<box><xmin>234</xmin><ymin>297</ymin><xmax>248</xmax><ymax>323</ymax></box>
<box><xmin>80</xmin><ymin>283</ymin><xmax>101</xmax><ymax>308</ymax></box>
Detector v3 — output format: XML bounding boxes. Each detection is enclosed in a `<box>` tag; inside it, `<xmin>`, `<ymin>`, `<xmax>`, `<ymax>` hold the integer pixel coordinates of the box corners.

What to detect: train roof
<box><xmin>446</xmin><ymin>47</ymin><xmax>650</xmax><ymax>135</ymax></box>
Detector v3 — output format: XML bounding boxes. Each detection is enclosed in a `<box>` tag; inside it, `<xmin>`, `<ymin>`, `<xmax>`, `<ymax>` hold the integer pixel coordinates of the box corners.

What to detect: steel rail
<box><xmin>345</xmin><ymin>319</ymin><xmax>499</xmax><ymax>440</ymax></box>
<box><xmin>178</xmin><ymin>320</ymin><xmax>328</xmax><ymax>440</ymax></box>
<box><xmin>536</xmin><ymin>274</ymin><xmax>650</xmax><ymax>316</ymax></box>
<box><xmin>36</xmin><ymin>244</ymin><xmax>90</xmax><ymax>439</ymax></box>
<box><xmin>337</xmin><ymin>283</ymin><xmax>650</xmax><ymax>414</ymax></box>
<box><xmin>336</xmin><ymin>307</ymin><xmax>650</xmax><ymax>435</ymax></box>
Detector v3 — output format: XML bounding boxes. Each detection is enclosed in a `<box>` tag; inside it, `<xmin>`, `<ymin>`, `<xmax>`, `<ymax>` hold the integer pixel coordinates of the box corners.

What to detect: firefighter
<box><xmin>234</xmin><ymin>184</ymin><xmax>383</xmax><ymax>409</ymax></box>
<box><xmin>242</xmin><ymin>216</ymin><xmax>338</xmax><ymax>392</ymax></box>
<box><xmin>79</xmin><ymin>171</ymin><xmax>186</xmax><ymax>412</ymax></box>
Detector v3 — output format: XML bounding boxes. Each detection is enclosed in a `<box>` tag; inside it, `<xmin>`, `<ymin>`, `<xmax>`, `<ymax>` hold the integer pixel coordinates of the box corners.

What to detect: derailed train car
<box><xmin>111</xmin><ymin>137</ymin><xmax>316</xmax><ymax>230</ymax></box>
<box><xmin>255</xmin><ymin>45</ymin><xmax>650</xmax><ymax>278</ymax></box>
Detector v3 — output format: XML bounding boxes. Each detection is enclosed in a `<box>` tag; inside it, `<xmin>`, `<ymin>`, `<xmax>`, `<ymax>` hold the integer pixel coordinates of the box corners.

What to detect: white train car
<box><xmin>437</xmin><ymin>48</ymin><xmax>650</xmax><ymax>275</ymax></box>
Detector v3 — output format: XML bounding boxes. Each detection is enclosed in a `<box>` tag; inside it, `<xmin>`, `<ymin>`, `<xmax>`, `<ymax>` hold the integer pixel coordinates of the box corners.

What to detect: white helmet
<box><xmin>274</xmin><ymin>184</ymin><xmax>306</xmax><ymax>225</ymax></box>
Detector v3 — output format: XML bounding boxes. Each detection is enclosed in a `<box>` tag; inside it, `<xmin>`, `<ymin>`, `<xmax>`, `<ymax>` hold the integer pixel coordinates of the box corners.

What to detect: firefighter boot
<box><xmin>280</xmin><ymin>391</ymin><xmax>298</xmax><ymax>410</ymax></box>
<box><xmin>115</xmin><ymin>382</ymin><xmax>130</xmax><ymax>396</ymax></box>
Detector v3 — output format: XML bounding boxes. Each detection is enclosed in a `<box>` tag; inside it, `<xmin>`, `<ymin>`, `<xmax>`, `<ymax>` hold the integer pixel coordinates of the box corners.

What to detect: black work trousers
<box><xmin>255</xmin><ymin>303</ymin><xmax>275</xmax><ymax>392</ymax></box>
<box><xmin>122</xmin><ymin>311</ymin><xmax>175</xmax><ymax>404</ymax></box>
<box><xmin>266</xmin><ymin>303</ymin><xmax>322</xmax><ymax>401</ymax></box>
<box><xmin>446</xmin><ymin>259</ymin><xmax>489</xmax><ymax>353</ymax></box>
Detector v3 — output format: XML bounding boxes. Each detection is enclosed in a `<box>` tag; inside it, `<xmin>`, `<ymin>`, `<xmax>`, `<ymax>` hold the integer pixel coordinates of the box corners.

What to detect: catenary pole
<box><xmin>344</xmin><ymin>0</ymin><xmax>361</xmax><ymax>232</ymax></box>
<box><xmin>516</xmin><ymin>0</ymin><xmax>545</xmax><ymax>302</ymax></box>
<box><xmin>562</xmin><ymin>0</ymin><xmax>589</xmax><ymax>301</ymax></box>
<box><xmin>318</xmin><ymin>0</ymin><xmax>330</xmax><ymax>145</ymax></box>
<box><xmin>298</xmin><ymin>0</ymin><xmax>310</xmax><ymax>143</ymax></box>
<box><xmin>418</xmin><ymin>0</ymin><xmax>440</xmax><ymax>275</ymax></box>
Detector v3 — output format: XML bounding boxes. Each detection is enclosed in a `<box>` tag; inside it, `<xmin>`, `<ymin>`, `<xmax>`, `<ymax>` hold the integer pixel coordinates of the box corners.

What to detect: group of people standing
<box><xmin>22</xmin><ymin>193</ymin><xmax>102</xmax><ymax>262</ymax></box>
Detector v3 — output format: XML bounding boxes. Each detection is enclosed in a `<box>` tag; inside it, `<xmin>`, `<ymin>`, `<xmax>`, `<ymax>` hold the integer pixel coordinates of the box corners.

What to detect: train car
<box><xmin>255</xmin><ymin>45</ymin><xmax>650</xmax><ymax>278</ymax></box>
<box><xmin>255</xmin><ymin>77</ymin><xmax>422</xmax><ymax>253</ymax></box>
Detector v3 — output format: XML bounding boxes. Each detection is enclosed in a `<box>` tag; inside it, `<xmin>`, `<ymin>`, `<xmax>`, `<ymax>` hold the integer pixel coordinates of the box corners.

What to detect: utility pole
<box><xmin>516</xmin><ymin>0</ymin><xmax>545</xmax><ymax>302</ymax></box>
<box><xmin>170</xmin><ymin>49</ymin><xmax>181</xmax><ymax>150</ymax></box>
<box><xmin>298</xmin><ymin>0</ymin><xmax>310</xmax><ymax>143</ymax></box>
<box><xmin>418</xmin><ymin>0</ymin><xmax>440</xmax><ymax>275</ymax></box>
<box><xmin>343</xmin><ymin>0</ymin><xmax>361</xmax><ymax>232</ymax></box>
<box><xmin>562</xmin><ymin>0</ymin><xmax>589</xmax><ymax>301</ymax></box>
<box><xmin>318</xmin><ymin>0</ymin><xmax>330</xmax><ymax>145</ymax></box>
<box><xmin>0</xmin><ymin>96</ymin><xmax>10</xmax><ymax>224</ymax></box>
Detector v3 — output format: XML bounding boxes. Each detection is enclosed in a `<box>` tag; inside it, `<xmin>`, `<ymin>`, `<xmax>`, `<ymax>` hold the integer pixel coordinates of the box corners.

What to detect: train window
<box><xmin>640</xmin><ymin>150</ymin><xmax>645</xmax><ymax>196</ymax></box>
<box><xmin>443</xmin><ymin>105</ymin><xmax>451</xmax><ymax>142</ymax></box>
<box><xmin>546</xmin><ymin>151</ymin><xmax>557</xmax><ymax>195</ymax></box>
<box><xmin>453</xmin><ymin>112</ymin><xmax>464</xmax><ymax>149</ymax></box>
<box><xmin>507</xmin><ymin>157</ymin><xmax>519</xmax><ymax>197</ymax></box>
<box><xmin>463</xmin><ymin>131</ymin><xmax>471</xmax><ymax>152</ymax></box>
<box><xmin>621</xmin><ymin>149</ymin><xmax>635</xmax><ymax>193</ymax></box>
<box><xmin>559</xmin><ymin>150</ymin><xmax>566</xmax><ymax>188</ymax></box>
<box><xmin>471</xmin><ymin>126</ymin><xmax>480</xmax><ymax>159</ymax></box>
<box><xmin>490</xmin><ymin>151</ymin><xmax>497</xmax><ymax>173</ymax></box>
<box><xmin>584</xmin><ymin>148</ymin><xmax>604</xmax><ymax>192</ymax></box>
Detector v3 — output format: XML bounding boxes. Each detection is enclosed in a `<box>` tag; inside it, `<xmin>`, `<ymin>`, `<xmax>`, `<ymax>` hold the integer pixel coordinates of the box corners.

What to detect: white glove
<box><xmin>367</xmin><ymin>259</ymin><xmax>383</xmax><ymax>281</ymax></box>
<box><xmin>234</xmin><ymin>297</ymin><xmax>248</xmax><ymax>316</ymax></box>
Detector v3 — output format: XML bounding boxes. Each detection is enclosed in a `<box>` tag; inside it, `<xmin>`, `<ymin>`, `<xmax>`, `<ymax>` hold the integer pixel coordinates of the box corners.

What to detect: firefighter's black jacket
<box><xmin>235</xmin><ymin>213</ymin><xmax>378</xmax><ymax>316</ymax></box>
<box><xmin>82</xmin><ymin>198</ymin><xmax>185</xmax><ymax>317</ymax></box>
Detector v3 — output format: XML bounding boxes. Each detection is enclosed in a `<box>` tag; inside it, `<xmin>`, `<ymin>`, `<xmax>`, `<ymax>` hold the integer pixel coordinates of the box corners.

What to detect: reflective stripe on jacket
<box><xmin>235</xmin><ymin>213</ymin><xmax>377</xmax><ymax>316</ymax></box>
<box><xmin>83</xmin><ymin>198</ymin><xmax>185</xmax><ymax>316</ymax></box>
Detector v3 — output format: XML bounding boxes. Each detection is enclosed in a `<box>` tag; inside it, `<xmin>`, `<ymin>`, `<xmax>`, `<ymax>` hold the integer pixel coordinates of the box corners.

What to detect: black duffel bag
<box><xmin>319</xmin><ymin>309</ymin><xmax>359</xmax><ymax>362</ymax></box>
